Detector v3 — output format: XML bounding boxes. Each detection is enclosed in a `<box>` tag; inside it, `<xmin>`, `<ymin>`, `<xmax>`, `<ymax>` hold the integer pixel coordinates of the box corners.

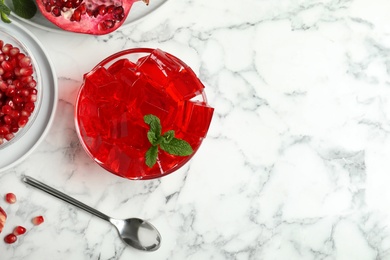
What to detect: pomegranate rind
<box><xmin>36</xmin><ymin>0</ymin><xmax>144</xmax><ymax>35</ymax></box>
<box><xmin>0</xmin><ymin>207</ymin><xmax>7</xmax><ymax>233</ymax></box>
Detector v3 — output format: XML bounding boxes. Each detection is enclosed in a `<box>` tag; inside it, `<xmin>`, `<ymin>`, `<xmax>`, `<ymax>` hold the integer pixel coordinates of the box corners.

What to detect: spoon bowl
<box><xmin>22</xmin><ymin>175</ymin><xmax>161</xmax><ymax>251</ymax></box>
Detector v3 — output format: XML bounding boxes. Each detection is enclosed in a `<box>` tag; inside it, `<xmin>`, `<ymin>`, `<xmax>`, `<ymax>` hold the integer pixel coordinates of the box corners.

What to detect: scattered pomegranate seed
<box><xmin>13</xmin><ymin>225</ymin><xmax>26</xmax><ymax>236</ymax></box>
<box><xmin>4</xmin><ymin>233</ymin><xmax>17</xmax><ymax>244</ymax></box>
<box><xmin>0</xmin><ymin>207</ymin><xmax>7</xmax><ymax>233</ymax></box>
<box><xmin>5</xmin><ymin>192</ymin><xmax>16</xmax><ymax>204</ymax></box>
<box><xmin>32</xmin><ymin>216</ymin><xmax>44</xmax><ymax>226</ymax></box>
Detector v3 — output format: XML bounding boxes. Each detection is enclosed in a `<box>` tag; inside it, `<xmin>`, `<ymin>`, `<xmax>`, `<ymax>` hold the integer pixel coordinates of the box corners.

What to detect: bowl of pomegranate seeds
<box><xmin>0</xmin><ymin>20</ymin><xmax>57</xmax><ymax>172</ymax></box>
<box><xmin>0</xmin><ymin>31</ymin><xmax>42</xmax><ymax>148</ymax></box>
<box><xmin>75</xmin><ymin>48</ymin><xmax>214</xmax><ymax>180</ymax></box>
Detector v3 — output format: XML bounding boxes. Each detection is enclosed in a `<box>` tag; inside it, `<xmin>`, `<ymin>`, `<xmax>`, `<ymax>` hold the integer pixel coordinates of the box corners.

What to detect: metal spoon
<box><xmin>22</xmin><ymin>175</ymin><xmax>161</xmax><ymax>251</ymax></box>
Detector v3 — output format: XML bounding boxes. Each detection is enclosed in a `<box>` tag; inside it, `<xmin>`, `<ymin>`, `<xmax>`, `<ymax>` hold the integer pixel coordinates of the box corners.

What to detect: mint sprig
<box><xmin>0</xmin><ymin>0</ymin><xmax>37</xmax><ymax>23</ymax></box>
<box><xmin>144</xmin><ymin>114</ymin><xmax>193</xmax><ymax>168</ymax></box>
<box><xmin>12</xmin><ymin>0</ymin><xmax>37</xmax><ymax>19</ymax></box>
<box><xmin>0</xmin><ymin>0</ymin><xmax>11</xmax><ymax>23</ymax></box>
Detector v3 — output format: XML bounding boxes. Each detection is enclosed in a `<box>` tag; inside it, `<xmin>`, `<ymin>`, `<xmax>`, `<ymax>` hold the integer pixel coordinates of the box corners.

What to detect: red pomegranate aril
<box><xmin>18</xmin><ymin>56</ymin><xmax>31</xmax><ymax>67</ymax></box>
<box><xmin>20</xmin><ymin>67</ymin><xmax>33</xmax><ymax>76</ymax></box>
<box><xmin>1</xmin><ymin>60</ymin><xmax>13</xmax><ymax>71</ymax></box>
<box><xmin>5</xmin><ymin>133</ymin><xmax>14</xmax><ymax>140</ymax></box>
<box><xmin>25</xmin><ymin>102</ymin><xmax>35</xmax><ymax>113</ymax></box>
<box><xmin>4</xmin><ymin>233</ymin><xmax>17</xmax><ymax>244</ymax></box>
<box><xmin>2</xmin><ymin>104</ymin><xmax>12</xmax><ymax>114</ymax></box>
<box><xmin>20</xmin><ymin>110</ymin><xmax>31</xmax><ymax>117</ymax></box>
<box><xmin>10</xmin><ymin>125</ymin><xmax>18</xmax><ymax>133</ymax></box>
<box><xmin>5</xmin><ymin>193</ymin><xmax>16</xmax><ymax>204</ymax></box>
<box><xmin>0</xmin><ymin>81</ymin><xmax>6</xmax><ymax>91</ymax></box>
<box><xmin>18</xmin><ymin>116</ymin><xmax>28</xmax><ymax>127</ymax></box>
<box><xmin>11</xmin><ymin>110</ymin><xmax>20</xmax><ymax>118</ymax></box>
<box><xmin>3</xmin><ymin>115</ymin><xmax>12</xmax><ymax>125</ymax></box>
<box><xmin>52</xmin><ymin>6</ymin><xmax>61</xmax><ymax>16</ymax></box>
<box><xmin>13</xmin><ymin>226</ymin><xmax>26</xmax><ymax>236</ymax></box>
<box><xmin>21</xmin><ymin>75</ymin><xmax>33</xmax><ymax>84</ymax></box>
<box><xmin>32</xmin><ymin>216</ymin><xmax>44</xmax><ymax>225</ymax></box>
<box><xmin>2</xmin><ymin>44</ymin><xmax>12</xmax><ymax>54</ymax></box>
<box><xmin>9</xmin><ymin>47</ymin><xmax>20</xmax><ymax>56</ymax></box>
<box><xmin>28</xmin><ymin>80</ymin><xmax>37</xmax><ymax>88</ymax></box>
<box><xmin>20</xmin><ymin>88</ymin><xmax>29</xmax><ymax>97</ymax></box>
<box><xmin>0</xmin><ymin>126</ymin><xmax>9</xmax><ymax>135</ymax></box>
<box><xmin>13</xmin><ymin>95</ymin><xmax>23</xmax><ymax>104</ymax></box>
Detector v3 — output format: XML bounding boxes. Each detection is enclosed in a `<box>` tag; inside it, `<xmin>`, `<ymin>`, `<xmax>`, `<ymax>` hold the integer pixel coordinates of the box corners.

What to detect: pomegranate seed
<box><xmin>5</xmin><ymin>193</ymin><xmax>16</xmax><ymax>204</ymax></box>
<box><xmin>18</xmin><ymin>116</ymin><xmax>28</xmax><ymax>127</ymax></box>
<box><xmin>4</xmin><ymin>234</ymin><xmax>17</xmax><ymax>244</ymax></box>
<box><xmin>13</xmin><ymin>226</ymin><xmax>26</xmax><ymax>236</ymax></box>
<box><xmin>1</xmin><ymin>60</ymin><xmax>13</xmax><ymax>71</ymax></box>
<box><xmin>98</xmin><ymin>5</ymin><xmax>107</xmax><ymax>15</ymax></box>
<box><xmin>32</xmin><ymin>216</ymin><xmax>44</xmax><ymax>225</ymax></box>
<box><xmin>0</xmin><ymin>126</ymin><xmax>9</xmax><ymax>135</ymax></box>
<box><xmin>20</xmin><ymin>67</ymin><xmax>33</xmax><ymax>76</ymax></box>
<box><xmin>71</xmin><ymin>9</ymin><xmax>82</xmax><ymax>22</ymax></box>
<box><xmin>2</xmin><ymin>44</ymin><xmax>12</xmax><ymax>54</ymax></box>
<box><xmin>2</xmin><ymin>105</ymin><xmax>12</xmax><ymax>114</ymax></box>
<box><xmin>24</xmin><ymin>102</ymin><xmax>35</xmax><ymax>113</ymax></box>
<box><xmin>18</xmin><ymin>56</ymin><xmax>31</xmax><ymax>67</ymax></box>
<box><xmin>5</xmin><ymin>133</ymin><xmax>14</xmax><ymax>141</ymax></box>
<box><xmin>3</xmin><ymin>115</ymin><xmax>12</xmax><ymax>125</ymax></box>
<box><xmin>9</xmin><ymin>47</ymin><xmax>20</xmax><ymax>56</ymax></box>
<box><xmin>52</xmin><ymin>6</ymin><xmax>61</xmax><ymax>16</ymax></box>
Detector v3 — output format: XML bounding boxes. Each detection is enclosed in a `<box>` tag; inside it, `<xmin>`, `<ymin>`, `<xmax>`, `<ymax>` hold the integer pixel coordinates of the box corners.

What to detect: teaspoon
<box><xmin>22</xmin><ymin>175</ymin><xmax>161</xmax><ymax>251</ymax></box>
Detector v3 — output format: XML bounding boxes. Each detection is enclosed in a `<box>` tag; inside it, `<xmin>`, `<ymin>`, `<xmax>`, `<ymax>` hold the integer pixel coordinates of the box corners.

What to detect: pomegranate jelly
<box><xmin>76</xmin><ymin>49</ymin><xmax>214</xmax><ymax>180</ymax></box>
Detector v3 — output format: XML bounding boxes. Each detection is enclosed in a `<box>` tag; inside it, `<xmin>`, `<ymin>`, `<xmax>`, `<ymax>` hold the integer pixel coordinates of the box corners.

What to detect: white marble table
<box><xmin>2</xmin><ymin>0</ymin><xmax>390</xmax><ymax>259</ymax></box>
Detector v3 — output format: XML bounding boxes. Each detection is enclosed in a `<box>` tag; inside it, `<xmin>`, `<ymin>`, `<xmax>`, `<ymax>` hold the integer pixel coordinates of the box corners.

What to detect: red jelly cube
<box><xmin>108</xmin><ymin>112</ymin><xmax>149</xmax><ymax>150</ymax></box>
<box><xmin>107</xmin><ymin>58</ymin><xmax>137</xmax><ymax>75</ymax></box>
<box><xmin>136</xmin><ymin>49</ymin><xmax>183</xmax><ymax>90</ymax></box>
<box><xmin>128</xmin><ymin>75</ymin><xmax>177</xmax><ymax>129</ymax></box>
<box><xmin>178</xmin><ymin>101</ymin><xmax>214</xmax><ymax>138</ymax></box>
<box><xmin>84</xmin><ymin>67</ymin><xmax>124</xmax><ymax>102</ymax></box>
<box><xmin>113</xmin><ymin>66</ymin><xmax>139</xmax><ymax>88</ymax></box>
<box><xmin>165</xmin><ymin>67</ymin><xmax>205</xmax><ymax>101</ymax></box>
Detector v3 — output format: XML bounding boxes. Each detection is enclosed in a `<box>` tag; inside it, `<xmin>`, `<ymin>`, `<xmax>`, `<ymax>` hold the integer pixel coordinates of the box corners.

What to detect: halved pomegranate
<box><xmin>36</xmin><ymin>0</ymin><xmax>150</xmax><ymax>35</ymax></box>
<box><xmin>0</xmin><ymin>207</ymin><xmax>6</xmax><ymax>233</ymax></box>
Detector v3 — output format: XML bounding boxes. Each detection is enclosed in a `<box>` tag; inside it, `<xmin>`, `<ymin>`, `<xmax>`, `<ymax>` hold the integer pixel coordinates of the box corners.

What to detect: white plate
<box><xmin>5</xmin><ymin>0</ymin><xmax>168</xmax><ymax>34</ymax></box>
<box><xmin>0</xmin><ymin>19</ymin><xmax>58</xmax><ymax>172</ymax></box>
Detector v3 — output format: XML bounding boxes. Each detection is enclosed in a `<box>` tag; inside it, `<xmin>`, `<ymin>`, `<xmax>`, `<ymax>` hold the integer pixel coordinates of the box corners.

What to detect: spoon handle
<box><xmin>23</xmin><ymin>175</ymin><xmax>110</xmax><ymax>222</ymax></box>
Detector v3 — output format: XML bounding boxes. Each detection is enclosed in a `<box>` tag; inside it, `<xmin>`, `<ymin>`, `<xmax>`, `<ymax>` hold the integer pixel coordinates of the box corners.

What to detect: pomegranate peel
<box><xmin>36</xmin><ymin>0</ymin><xmax>151</xmax><ymax>35</ymax></box>
<box><xmin>0</xmin><ymin>207</ymin><xmax>6</xmax><ymax>233</ymax></box>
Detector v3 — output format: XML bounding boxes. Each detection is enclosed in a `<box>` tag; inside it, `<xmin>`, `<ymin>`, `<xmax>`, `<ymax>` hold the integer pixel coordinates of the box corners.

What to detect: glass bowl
<box><xmin>0</xmin><ymin>26</ymin><xmax>43</xmax><ymax>150</ymax></box>
<box><xmin>75</xmin><ymin>48</ymin><xmax>214</xmax><ymax>180</ymax></box>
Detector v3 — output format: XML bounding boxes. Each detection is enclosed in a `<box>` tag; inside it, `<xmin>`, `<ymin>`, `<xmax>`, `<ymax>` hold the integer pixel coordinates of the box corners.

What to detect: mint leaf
<box><xmin>1</xmin><ymin>11</ymin><xmax>11</xmax><ymax>23</ymax></box>
<box><xmin>147</xmin><ymin>131</ymin><xmax>158</xmax><ymax>145</ymax></box>
<box><xmin>160</xmin><ymin>137</ymin><xmax>193</xmax><ymax>156</ymax></box>
<box><xmin>144</xmin><ymin>114</ymin><xmax>161</xmax><ymax>137</ymax></box>
<box><xmin>0</xmin><ymin>1</ymin><xmax>11</xmax><ymax>23</ymax></box>
<box><xmin>12</xmin><ymin>0</ymin><xmax>37</xmax><ymax>19</ymax></box>
<box><xmin>145</xmin><ymin>145</ymin><xmax>158</xmax><ymax>168</ymax></box>
<box><xmin>162</xmin><ymin>130</ymin><xmax>174</xmax><ymax>143</ymax></box>
<box><xmin>0</xmin><ymin>2</ymin><xmax>11</xmax><ymax>15</ymax></box>
<box><xmin>144</xmin><ymin>114</ymin><xmax>193</xmax><ymax>168</ymax></box>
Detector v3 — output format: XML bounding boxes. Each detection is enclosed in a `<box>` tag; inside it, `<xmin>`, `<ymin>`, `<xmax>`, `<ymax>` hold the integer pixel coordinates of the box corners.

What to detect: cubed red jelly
<box><xmin>76</xmin><ymin>49</ymin><xmax>214</xmax><ymax>179</ymax></box>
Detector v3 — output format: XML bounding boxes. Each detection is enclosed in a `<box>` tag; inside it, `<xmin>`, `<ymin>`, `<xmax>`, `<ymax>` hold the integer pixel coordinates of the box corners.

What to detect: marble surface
<box><xmin>2</xmin><ymin>0</ymin><xmax>390</xmax><ymax>259</ymax></box>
